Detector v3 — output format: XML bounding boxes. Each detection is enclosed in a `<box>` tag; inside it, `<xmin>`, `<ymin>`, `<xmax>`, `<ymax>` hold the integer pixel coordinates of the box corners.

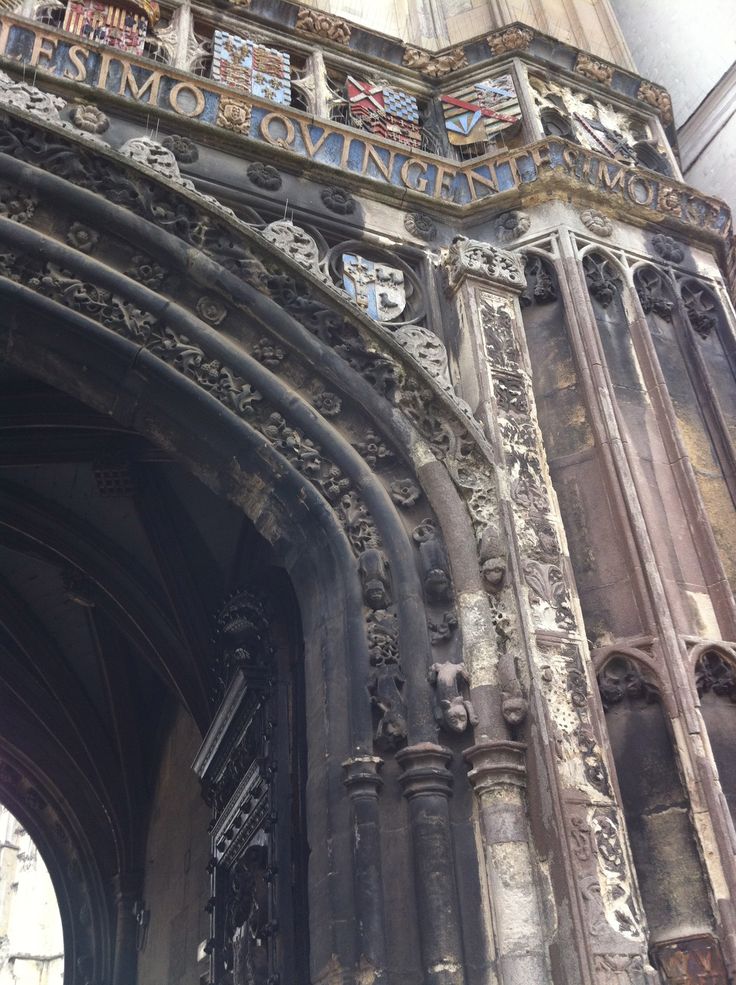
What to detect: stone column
<box><xmin>396</xmin><ymin>743</ymin><xmax>466</xmax><ymax>985</ymax></box>
<box><xmin>465</xmin><ymin>741</ymin><xmax>547</xmax><ymax>985</ymax></box>
<box><xmin>443</xmin><ymin>238</ymin><xmax>655</xmax><ymax>985</ymax></box>
<box><xmin>342</xmin><ymin>756</ymin><xmax>388</xmax><ymax>982</ymax></box>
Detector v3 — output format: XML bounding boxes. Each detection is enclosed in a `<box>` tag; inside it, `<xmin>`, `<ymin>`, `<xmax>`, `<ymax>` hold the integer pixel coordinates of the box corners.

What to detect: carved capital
<box><xmin>396</xmin><ymin>743</ymin><xmax>453</xmax><ymax>798</ymax></box>
<box><xmin>444</xmin><ymin>237</ymin><xmax>526</xmax><ymax>296</ymax></box>
<box><xmin>464</xmin><ymin>740</ymin><xmax>527</xmax><ymax>798</ymax></box>
<box><xmin>637</xmin><ymin>80</ymin><xmax>673</xmax><ymax>124</ymax></box>
<box><xmin>342</xmin><ymin>755</ymin><xmax>384</xmax><ymax>798</ymax></box>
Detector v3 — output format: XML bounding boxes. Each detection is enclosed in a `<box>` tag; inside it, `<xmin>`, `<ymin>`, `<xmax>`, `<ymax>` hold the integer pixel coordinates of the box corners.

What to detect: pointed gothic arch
<box><xmin>0</xmin><ymin>96</ymin><xmax>510</xmax><ymax>985</ymax></box>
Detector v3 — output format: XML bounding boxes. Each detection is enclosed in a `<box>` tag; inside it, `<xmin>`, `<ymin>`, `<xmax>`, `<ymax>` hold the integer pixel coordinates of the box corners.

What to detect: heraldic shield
<box><xmin>346</xmin><ymin>76</ymin><xmax>421</xmax><ymax>149</ymax></box>
<box><xmin>211</xmin><ymin>29</ymin><xmax>291</xmax><ymax>104</ymax></box>
<box><xmin>342</xmin><ymin>254</ymin><xmax>407</xmax><ymax>321</ymax></box>
<box><xmin>441</xmin><ymin>73</ymin><xmax>522</xmax><ymax>146</ymax></box>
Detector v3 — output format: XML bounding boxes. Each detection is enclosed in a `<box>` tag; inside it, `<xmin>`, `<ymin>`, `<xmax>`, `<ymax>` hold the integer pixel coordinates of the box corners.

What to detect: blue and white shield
<box><xmin>342</xmin><ymin>254</ymin><xmax>406</xmax><ymax>322</ymax></box>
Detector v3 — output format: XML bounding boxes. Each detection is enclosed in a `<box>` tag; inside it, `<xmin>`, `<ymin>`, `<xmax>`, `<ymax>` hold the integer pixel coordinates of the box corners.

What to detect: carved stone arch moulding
<box><xmin>632</xmin><ymin>262</ymin><xmax>676</xmax><ymax>321</ymax></box>
<box><xmin>0</xmin><ymin>97</ymin><xmax>512</xmax><ymax>760</ymax></box>
<box><xmin>689</xmin><ymin>642</ymin><xmax>736</xmax><ymax>701</ymax></box>
<box><xmin>0</xmin><ymin>747</ymin><xmax>113</xmax><ymax>985</ymax></box>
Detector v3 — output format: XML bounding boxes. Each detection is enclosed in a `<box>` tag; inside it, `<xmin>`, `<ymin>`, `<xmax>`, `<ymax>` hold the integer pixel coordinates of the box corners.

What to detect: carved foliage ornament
<box><xmin>69</xmin><ymin>102</ymin><xmax>109</xmax><ymax>134</ymax></box>
<box><xmin>445</xmin><ymin>236</ymin><xmax>526</xmax><ymax>293</ymax></box>
<box><xmin>634</xmin><ymin>267</ymin><xmax>673</xmax><ymax>320</ymax></box>
<box><xmin>681</xmin><ymin>280</ymin><xmax>720</xmax><ymax>338</ymax></box>
<box><xmin>652</xmin><ymin>233</ymin><xmax>684</xmax><ymax>263</ymax></box>
<box><xmin>404</xmin><ymin>211</ymin><xmax>437</xmax><ymax>241</ymax></box>
<box><xmin>583</xmin><ymin>253</ymin><xmax>622</xmax><ymax>308</ymax></box>
<box><xmin>575</xmin><ymin>52</ymin><xmax>614</xmax><ymax>85</ymax></box>
<box><xmin>581</xmin><ymin>208</ymin><xmax>613</xmax><ymax>237</ymax></box>
<box><xmin>637</xmin><ymin>80</ymin><xmax>673</xmax><ymax>124</ymax></box>
<box><xmin>295</xmin><ymin>8</ymin><xmax>351</xmax><ymax>45</ymax></box>
<box><xmin>695</xmin><ymin>650</ymin><xmax>736</xmax><ymax>700</ymax></box>
<box><xmin>402</xmin><ymin>46</ymin><xmax>467</xmax><ymax>77</ymax></box>
<box><xmin>487</xmin><ymin>25</ymin><xmax>533</xmax><ymax>56</ymax></box>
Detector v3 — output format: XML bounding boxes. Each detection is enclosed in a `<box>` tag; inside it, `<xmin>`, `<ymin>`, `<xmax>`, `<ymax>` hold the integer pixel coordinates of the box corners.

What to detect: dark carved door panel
<box><xmin>194</xmin><ymin>580</ymin><xmax>308</xmax><ymax>985</ymax></box>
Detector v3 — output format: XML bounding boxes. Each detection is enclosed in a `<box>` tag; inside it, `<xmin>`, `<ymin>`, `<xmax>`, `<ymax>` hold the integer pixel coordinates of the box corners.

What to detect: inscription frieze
<box><xmin>0</xmin><ymin>15</ymin><xmax>729</xmax><ymax>235</ymax></box>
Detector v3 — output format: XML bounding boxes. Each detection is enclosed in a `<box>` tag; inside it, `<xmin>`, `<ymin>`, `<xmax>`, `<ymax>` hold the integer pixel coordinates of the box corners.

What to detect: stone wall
<box><xmin>136</xmin><ymin>707</ymin><xmax>210</xmax><ymax>985</ymax></box>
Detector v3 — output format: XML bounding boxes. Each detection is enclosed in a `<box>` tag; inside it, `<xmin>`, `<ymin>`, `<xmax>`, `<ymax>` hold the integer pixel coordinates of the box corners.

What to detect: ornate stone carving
<box><xmin>412</xmin><ymin>519</ymin><xmax>452</xmax><ymax>603</ymax></box>
<box><xmin>367</xmin><ymin>609</ymin><xmax>399</xmax><ymax>667</ymax></box>
<box><xmin>213</xmin><ymin>590</ymin><xmax>273</xmax><ymax>700</ymax></box>
<box><xmin>312</xmin><ymin>390</ymin><xmax>341</xmax><ymax>417</ymax></box>
<box><xmin>368</xmin><ymin>665</ymin><xmax>407</xmax><ymax>750</ymax></box>
<box><xmin>495</xmin><ymin>210</ymin><xmax>530</xmax><ymax>244</ymax></box>
<box><xmin>66</xmin><ymin>221</ymin><xmax>99</xmax><ymax>253</ymax></box>
<box><xmin>394</xmin><ymin>326</ymin><xmax>473</xmax><ymax>419</ymax></box>
<box><xmin>0</xmin><ymin>69</ymin><xmax>65</xmax><ymax>123</ymax></box>
<box><xmin>217</xmin><ymin>98</ymin><xmax>252</xmax><ymax>134</ymax></box>
<box><xmin>261</xmin><ymin>220</ymin><xmax>328</xmax><ymax>282</ymax></box>
<box><xmin>583</xmin><ymin>253</ymin><xmax>622</xmax><ymax>308</ymax></box>
<box><xmin>359</xmin><ymin>549</ymin><xmax>391</xmax><ymax>610</ymax></box>
<box><xmin>119</xmin><ymin>136</ymin><xmax>192</xmax><ymax>186</ymax></box>
<box><xmin>487</xmin><ymin>25</ymin><xmax>533</xmax><ymax>56</ymax></box>
<box><xmin>445</xmin><ymin>237</ymin><xmax>526</xmax><ymax>294</ymax></box>
<box><xmin>161</xmin><ymin>134</ymin><xmax>198</xmax><ymax>163</ymax></box>
<box><xmin>695</xmin><ymin>650</ymin><xmax>736</xmax><ymax>700</ymax></box>
<box><xmin>320</xmin><ymin>185</ymin><xmax>356</xmax><ymax>215</ymax></box>
<box><xmin>295</xmin><ymin>8</ymin><xmax>351</xmax><ymax>45</ymax></box>
<box><xmin>681</xmin><ymin>280</ymin><xmax>719</xmax><ymax>338</ymax></box>
<box><xmin>389</xmin><ymin>478</ymin><xmax>421</xmax><ymax>508</ymax></box>
<box><xmin>479</xmin><ymin>526</ymin><xmax>506</xmax><ymax>593</ymax></box>
<box><xmin>581</xmin><ymin>208</ymin><xmax>613</xmax><ymax>237</ymax></box>
<box><xmin>635</xmin><ymin>267</ymin><xmax>674</xmax><ymax>320</ymax></box>
<box><xmin>575</xmin><ymin>52</ymin><xmax>614</xmax><ymax>85</ymax></box>
<box><xmin>0</xmin><ymin>186</ymin><xmax>36</xmax><ymax>224</ymax></box>
<box><xmin>597</xmin><ymin>657</ymin><xmax>660</xmax><ymax>710</ymax></box>
<box><xmin>196</xmin><ymin>296</ymin><xmax>228</xmax><ymax>325</ymax></box>
<box><xmin>246</xmin><ymin>162</ymin><xmax>282</xmax><ymax>191</ymax></box>
<box><xmin>150</xmin><ymin>4</ymin><xmax>210</xmax><ymax>72</ymax></box>
<box><xmin>402</xmin><ymin>46</ymin><xmax>467</xmax><ymax>77</ymax></box>
<box><xmin>404</xmin><ymin>211</ymin><xmax>437</xmax><ymax>241</ymax></box>
<box><xmin>353</xmin><ymin>430</ymin><xmax>394</xmax><ymax>470</ymax></box>
<box><xmin>69</xmin><ymin>102</ymin><xmax>109</xmax><ymax>134</ymax></box>
<box><xmin>637</xmin><ymin>80</ymin><xmax>674</xmax><ymax>124</ymax></box>
<box><xmin>428</xmin><ymin>661</ymin><xmax>479</xmax><ymax>733</ymax></box>
<box><xmin>428</xmin><ymin>611</ymin><xmax>458</xmax><ymax>645</ymax></box>
<box><xmin>653</xmin><ymin>935</ymin><xmax>728</xmax><ymax>984</ymax></box>
<box><xmin>651</xmin><ymin>233</ymin><xmax>684</xmax><ymax>263</ymax></box>
<box><xmin>480</xmin><ymin>294</ymin><xmax>520</xmax><ymax>369</ymax></box>
<box><xmin>520</xmin><ymin>254</ymin><xmax>558</xmax><ymax>307</ymax></box>
<box><xmin>126</xmin><ymin>254</ymin><xmax>166</xmax><ymax>290</ymax></box>
<box><xmin>251</xmin><ymin>337</ymin><xmax>285</xmax><ymax>368</ymax></box>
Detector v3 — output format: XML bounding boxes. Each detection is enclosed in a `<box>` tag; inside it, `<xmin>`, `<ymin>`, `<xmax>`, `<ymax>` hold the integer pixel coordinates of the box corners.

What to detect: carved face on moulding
<box><xmin>530</xmin><ymin>75</ymin><xmax>649</xmax><ymax>166</ymax></box>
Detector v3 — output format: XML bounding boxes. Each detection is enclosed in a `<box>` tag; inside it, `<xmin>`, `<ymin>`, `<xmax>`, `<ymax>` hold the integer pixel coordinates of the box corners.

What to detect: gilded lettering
<box><xmin>260</xmin><ymin>111</ymin><xmax>295</xmax><ymax>148</ymax></box>
<box><xmin>562</xmin><ymin>146</ymin><xmax>579</xmax><ymax>172</ymax></box>
<box><xmin>65</xmin><ymin>44</ymin><xmax>89</xmax><ymax>82</ymax></box>
<box><xmin>531</xmin><ymin>143</ymin><xmax>552</xmax><ymax>171</ymax></box>
<box><xmin>168</xmin><ymin>81</ymin><xmax>206</xmax><ymax>117</ymax></box>
<box><xmin>0</xmin><ymin>19</ymin><xmax>13</xmax><ymax>58</ymax></box>
<box><xmin>467</xmin><ymin>167</ymin><xmax>498</xmax><ymax>200</ymax></box>
<box><xmin>625</xmin><ymin>174</ymin><xmax>655</xmax><ymax>207</ymax></box>
<box><xmin>29</xmin><ymin>33</ymin><xmax>57</xmax><ymax>69</ymax></box>
<box><xmin>97</xmin><ymin>50</ymin><xmax>115</xmax><ymax>91</ymax></box>
<box><xmin>119</xmin><ymin>63</ymin><xmax>161</xmax><ymax>104</ymax></box>
<box><xmin>363</xmin><ymin>144</ymin><xmax>396</xmax><ymax>182</ymax></box>
<box><xmin>400</xmin><ymin>158</ymin><xmax>429</xmax><ymax>194</ymax></box>
<box><xmin>297</xmin><ymin>119</ymin><xmax>331</xmax><ymax>158</ymax></box>
<box><xmin>434</xmin><ymin>164</ymin><xmax>458</xmax><ymax>201</ymax></box>
<box><xmin>600</xmin><ymin>163</ymin><xmax>625</xmax><ymax>194</ymax></box>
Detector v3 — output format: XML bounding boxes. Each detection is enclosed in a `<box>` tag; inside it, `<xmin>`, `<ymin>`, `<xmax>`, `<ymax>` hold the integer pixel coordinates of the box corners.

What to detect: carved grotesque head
<box><xmin>441</xmin><ymin>696</ymin><xmax>469</xmax><ymax>733</ymax></box>
<box><xmin>425</xmin><ymin>567</ymin><xmax>451</xmax><ymax>603</ymax></box>
<box><xmin>502</xmin><ymin>695</ymin><xmax>528</xmax><ymax>726</ymax></box>
<box><xmin>481</xmin><ymin>556</ymin><xmax>506</xmax><ymax>592</ymax></box>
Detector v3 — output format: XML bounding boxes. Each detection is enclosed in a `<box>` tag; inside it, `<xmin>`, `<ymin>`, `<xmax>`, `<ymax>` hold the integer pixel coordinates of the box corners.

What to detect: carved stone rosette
<box><xmin>443</xmin><ymin>239</ymin><xmax>654</xmax><ymax>982</ymax></box>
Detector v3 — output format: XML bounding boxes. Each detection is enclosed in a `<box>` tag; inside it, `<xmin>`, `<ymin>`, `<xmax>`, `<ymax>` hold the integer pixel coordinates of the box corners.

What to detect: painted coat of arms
<box><xmin>441</xmin><ymin>74</ymin><xmax>521</xmax><ymax>147</ymax></box>
<box><xmin>346</xmin><ymin>77</ymin><xmax>421</xmax><ymax>149</ymax></box>
<box><xmin>342</xmin><ymin>254</ymin><xmax>407</xmax><ymax>321</ymax></box>
<box><xmin>211</xmin><ymin>29</ymin><xmax>291</xmax><ymax>104</ymax></box>
<box><xmin>63</xmin><ymin>0</ymin><xmax>157</xmax><ymax>55</ymax></box>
